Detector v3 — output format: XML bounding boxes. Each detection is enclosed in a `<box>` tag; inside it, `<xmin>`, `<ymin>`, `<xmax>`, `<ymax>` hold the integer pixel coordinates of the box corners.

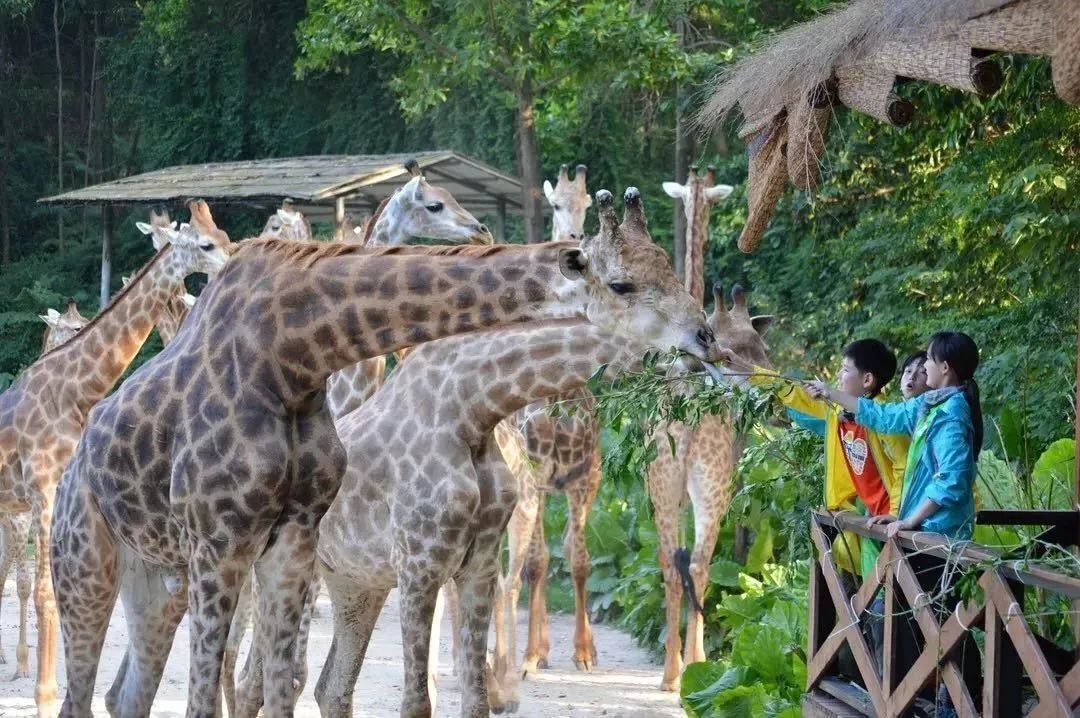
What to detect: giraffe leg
<box><xmin>237</xmin><ymin>518</ymin><xmax>318</xmax><ymax>718</ymax></box>
<box><xmin>313</xmin><ymin>575</ymin><xmax>389</xmax><ymax>718</ymax></box>
<box><xmin>222</xmin><ymin>572</ymin><xmax>255</xmax><ymax>718</ymax></box>
<box><xmin>0</xmin><ymin>516</ymin><xmax>13</xmax><ymax>667</ymax></box>
<box><xmin>521</xmin><ymin>494</ymin><xmax>549</xmax><ymax>675</ymax></box>
<box><xmin>684</xmin><ymin>457</ymin><xmax>731</xmax><ymax>667</ymax></box>
<box><xmin>563</xmin><ymin>451</ymin><xmax>600</xmax><ymax>671</ymax></box>
<box><xmin>492</xmin><ymin>487</ymin><xmax>536</xmax><ymax>709</ymax></box>
<box><xmin>428</xmin><ymin>582</ymin><xmax>446</xmax><ymax>693</ymax></box>
<box><xmin>292</xmin><ymin>576</ymin><xmax>321</xmax><ymax>700</ymax></box>
<box><xmin>105</xmin><ymin>554</ymin><xmax>189</xmax><ymax>717</ymax></box>
<box><xmin>455</xmin><ymin>549</ymin><xmax>503</xmax><ymax>718</ymax></box>
<box><xmin>33</xmin><ymin>497</ymin><xmax>59</xmax><ymax>717</ymax></box>
<box><xmin>51</xmin><ymin>477</ymin><xmax>120</xmax><ymax>718</ymax></box>
<box><xmin>184</xmin><ymin>542</ymin><xmax>249</xmax><ymax>718</ymax></box>
<box><xmin>397</xmin><ymin>573</ymin><xmax>443</xmax><ymax>717</ymax></box>
<box><xmin>13</xmin><ymin>513</ymin><xmax>32</xmax><ymax>681</ymax></box>
<box><xmin>646</xmin><ymin>433</ymin><xmax>687</xmax><ymax>692</ymax></box>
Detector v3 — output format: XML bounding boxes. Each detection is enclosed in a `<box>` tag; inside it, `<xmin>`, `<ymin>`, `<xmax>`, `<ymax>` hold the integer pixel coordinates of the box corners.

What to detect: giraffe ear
<box><xmin>751</xmin><ymin>314</ymin><xmax>775</xmax><ymax>335</ymax></box>
<box><xmin>543</xmin><ymin>180</ymin><xmax>555</xmax><ymax>202</ymax></box>
<box><xmin>705</xmin><ymin>184</ymin><xmax>734</xmax><ymax>200</ymax></box>
<box><xmin>135</xmin><ymin>221</ymin><xmax>154</xmax><ymax>235</ymax></box>
<box><xmin>558</xmin><ymin>247</ymin><xmax>588</xmax><ymax>280</ymax></box>
<box><xmin>662</xmin><ymin>182</ymin><xmax>687</xmax><ymax>200</ymax></box>
<box><xmin>40</xmin><ymin>308</ymin><xmax>61</xmax><ymax>327</ymax></box>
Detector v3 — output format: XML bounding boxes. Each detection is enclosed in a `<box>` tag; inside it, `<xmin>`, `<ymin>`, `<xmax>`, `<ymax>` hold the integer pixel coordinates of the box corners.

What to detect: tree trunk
<box><xmin>53</xmin><ymin>0</ymin><xmax>64</xmax><ymax>253</ymax></box>
<box><xmin>515</xmin><ymin>84</ymin><xmax>545</xmax><ymax>244</ymax></box>
<box><xmin>0</xmin><ymin>26</ymin><xmax>10</xmax><ymax>265</ymax></box>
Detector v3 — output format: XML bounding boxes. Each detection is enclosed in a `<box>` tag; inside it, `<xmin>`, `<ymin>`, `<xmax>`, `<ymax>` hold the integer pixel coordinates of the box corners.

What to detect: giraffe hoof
<box><xmin>660</xmin><ymin>679</ymin><xmax>679</xmax><ymax>692</ymax></box>
<box><xmin>573</xmin><ymin>657</ymin><xmax>594</xmax><ymax>672</ymax></box>
<box><xmin>537</xmin><ymin>658</ymin><xmax>549</xmax><ymax>670</ymax></box>
<box><xmin>10</xmin><ymin>668</ymin><xmax>29</xmax><ymax>681</ymax></box>
<box><xmin>503</xmin><ymin>700</ymin><xmax>519</xmax><ymax>713</ymax></box>
<box><xmin>491</xmin><ymin>705</ymin><xmax>505</xmax><ymax>715</ymax></box>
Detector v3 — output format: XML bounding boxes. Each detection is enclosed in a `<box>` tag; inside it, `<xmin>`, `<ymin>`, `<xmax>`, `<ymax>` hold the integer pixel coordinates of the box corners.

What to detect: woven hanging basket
<box><xmin>871</xmin><ymin>36</ymin><xmax>1002</xmax><ymax>96</ymax></box>
<box><xmin>738</xmin><ymin>115</ymin><xmax>788</xmax><ymax>253</ymax></box>
<box><xmin>960</xmin><ymin>0</ymin><xmax>1055</xmax><ymax>55</ymax></box>
<box><xmin>835</xmin><ymin>64</ymin><xmax>914</xmax><ymax>126</ymax></box>
<box><xmin>1052</xmin><ymin>1</ymin><xmax>1080</xmax><ymax>105</ymax></box>
<box><xmin>787</xmin><ymin>97</ymin><xmax>831</xmax><ymax>190</ymax></box>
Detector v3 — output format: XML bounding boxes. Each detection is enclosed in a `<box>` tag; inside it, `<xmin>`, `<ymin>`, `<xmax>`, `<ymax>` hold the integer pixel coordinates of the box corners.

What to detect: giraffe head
<box><xmin>262</xmin><ymin>201</ymin><xmax>313</xmax><ymax>241</ymax></box>
<box><xmin>662</xmin><ymin>165</ymin><xmax>734</xmax><ymax>224</ymax></box>
<box><xmin>185</xmin><ymin>199</ymin><xmax>232</xmax><ymax>251</ymax></box>
<box><xmin>543</xmin><ymin>163</ymin><xmax>591</xmax><ymax>242</ymax></box>
<box><xmin>40</xmin><ymin>298</ymin><xmax>90</xmax><ymax>351</ymax></box>
<box><xmin>708</xmin><ymin>281</ymin><xmax>774</xmax><ymax>369</ymax></box>
<box><xmin>133</xmin><ymin>221</ymin><xmax>230</xmax><ymax>277</ymax></box>
<box><xmin>377</xmin><ymin>174</ymin><xmax>493</xmax><ymax>245</ymax></box>
<box><xmin>572</xmin><ymin>187</ymin><xmax>720</xmax><ymax>361</ymax></box>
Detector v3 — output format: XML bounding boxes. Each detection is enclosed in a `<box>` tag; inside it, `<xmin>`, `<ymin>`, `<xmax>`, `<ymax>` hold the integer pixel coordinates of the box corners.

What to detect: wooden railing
<box><xmin>807</xmin><ymin>510</ymin><xmax>1080</xmax><ymax>717</ymax></box>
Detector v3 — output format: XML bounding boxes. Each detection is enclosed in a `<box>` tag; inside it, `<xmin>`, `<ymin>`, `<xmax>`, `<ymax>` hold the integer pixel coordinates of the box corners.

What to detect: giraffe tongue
<box><xmin>702</xmin><ymin>361</ymin><xmax>730</xmax><ymax>386</ymax></box>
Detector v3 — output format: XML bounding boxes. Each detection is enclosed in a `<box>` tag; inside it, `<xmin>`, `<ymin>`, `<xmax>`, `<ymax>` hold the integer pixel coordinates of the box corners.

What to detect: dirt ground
<box><xmin>0</xmin><ymin>578</ymin><xmax>685</xmax><ymax>717</ymax></box>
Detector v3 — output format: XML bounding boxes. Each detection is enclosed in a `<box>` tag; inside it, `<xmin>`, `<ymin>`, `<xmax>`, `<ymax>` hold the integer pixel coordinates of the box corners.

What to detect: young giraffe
<box><xmin>312</xmin><ymin>188</ymin><xmax>721</xmax><ymax>718</ymax></box>
<box><xmin>225</xmin><ymin>173</ymin><xmax>493</xmax><ymax>717</ymax></box>
<box><xmin>649</xmin><ymin>163</ymin><xmax>773</xmax><ymax>694</ymax></box>
<box><xmin>49</xmin><ymin>188</ymin><xmax>719</xmax><ymax>718</ymax></box>
<box><xmin>261</xmin><ymin>201</ymin><xmax>313</xmax><ymax>242</ymax></box>
<box><xmin>0</xmin><ymin>222</ymin><xmax>229</xmax><ymax>717</ymax></box>
<box><xmin>0</xmin><ymin>301</ymin><xmax>90</xmax><ymax>681</ymax></box>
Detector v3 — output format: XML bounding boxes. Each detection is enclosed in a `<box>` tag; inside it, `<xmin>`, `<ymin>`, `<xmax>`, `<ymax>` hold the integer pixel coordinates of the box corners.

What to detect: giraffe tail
<box><xmin>673</xmin><ymin>547</ymin><xmax>704</xmax><ymax>614</ymax></box>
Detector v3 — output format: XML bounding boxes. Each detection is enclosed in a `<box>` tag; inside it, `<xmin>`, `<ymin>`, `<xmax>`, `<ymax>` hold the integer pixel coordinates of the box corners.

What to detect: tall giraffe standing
<box><xmin>0</xmin><ymin>301</ymin><xmax>90</xmax><ymax>681</ymax></box>
<box><xmin>0</xmin><ymin>221</ymin><xmax>229</xmax><ymax>717</ymax></box>
<box><xmin>313</xmin><ymin>188</ymin><xmax>721</xmax><ymax>718</ymax></box>
<box><xmin>49</xmin><ymin>192</ymin><xmax>721</xmax><ymax>718</ymax></box>
<box><xmin>225</xmin><ymin>172</ymin><xmax>494</xmax><ymax>718</ymax></box>
<box><xmin>647</xmin><ymin>165</ymin><xmax>773</xmax><ymax>692</ymax></box>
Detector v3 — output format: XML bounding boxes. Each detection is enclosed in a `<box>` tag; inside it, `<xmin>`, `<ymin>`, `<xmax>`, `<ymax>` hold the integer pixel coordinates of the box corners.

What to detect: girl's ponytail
<box><xmin>928</xmin><ymin>331</ymin><xmax>983</xmax><ymax>459</ymax></box>
<box><xmin>962</xmin><ymin>378</ymin><xmax>983</xmax><ymax>460</ymax></box>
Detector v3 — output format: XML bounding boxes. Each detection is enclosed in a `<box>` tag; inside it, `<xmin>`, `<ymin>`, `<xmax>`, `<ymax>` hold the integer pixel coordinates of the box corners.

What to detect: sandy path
<box><xmin>0</xmin><ymin>578</ymin><xmax>684</xmax><ymax>717</ymax></box>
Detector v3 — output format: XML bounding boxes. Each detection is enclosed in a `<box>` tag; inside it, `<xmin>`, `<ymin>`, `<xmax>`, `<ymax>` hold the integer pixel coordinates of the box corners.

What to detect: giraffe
<box><xmin>311</xmin><ymin>187</ymin><xmax>722</xmax><ymax>718</ymax></box>
<box><xmin>48</xmin><ymin>186</ymin><xmax>722</xmax><ymax>718</ymax></box>
<box><xmin>483</xmin><ymin>162</ymin><xmax>605</xmax><ymax>679</ymax></box>
<box><xmin>223</xmin><ymin>169</ymin><xmax>494</xmax><ymax>717</ymax></box>
<box><xmin>0</xmin><ymin>221</ymin><xmax>229</xmax><ymax>717</ymax></box>
<box><xmin>647</xmin><ymin>162</ymin><xmax>774</xmax><ymax>700</ymax></box>
<box><xmin>261</xmin><ymin>200</ymin><xmax>313</xmax><ymax>242</ymax></box>
<box><xmin>0</xmin><ymin>300</ymin><xmax>90</xmax><ymax>681</ymax></box>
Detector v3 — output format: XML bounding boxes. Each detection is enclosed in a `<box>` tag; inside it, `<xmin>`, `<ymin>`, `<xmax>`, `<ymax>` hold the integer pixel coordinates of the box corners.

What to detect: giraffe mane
<box><xmin>232</xmin><ymin>236</ymin><xmax>571</xmax><ymax>270</ymax></box>
<box><xmin>37</xmin><ymin>244</ymin><xmax>173</xmax><ymax>361</ymax></box>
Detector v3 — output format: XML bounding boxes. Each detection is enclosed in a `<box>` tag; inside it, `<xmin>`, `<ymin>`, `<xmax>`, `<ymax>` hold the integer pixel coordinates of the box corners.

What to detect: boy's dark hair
<box><xmin>901</xmin><ymin>351</ymin><xmax>928</xmax><ymax>374</ymax></box>
<box><xmin>843</xmin><ymin>339</ymin><xmax>897</xmax><ymax>397</ymax></box>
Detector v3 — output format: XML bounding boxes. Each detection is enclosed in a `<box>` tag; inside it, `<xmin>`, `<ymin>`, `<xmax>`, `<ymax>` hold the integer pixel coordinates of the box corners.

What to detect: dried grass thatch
<box><xmin>695</xmin><ymin>0</ymin><xmax>1011</xmax><ymax>131</ymax></box>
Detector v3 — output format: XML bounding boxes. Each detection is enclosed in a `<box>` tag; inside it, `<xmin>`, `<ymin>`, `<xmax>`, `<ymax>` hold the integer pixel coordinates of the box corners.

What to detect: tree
<box><xmin>296</xmin><ymin>0</ymin><xmax>694</xmax><ymax>243</ymax></box>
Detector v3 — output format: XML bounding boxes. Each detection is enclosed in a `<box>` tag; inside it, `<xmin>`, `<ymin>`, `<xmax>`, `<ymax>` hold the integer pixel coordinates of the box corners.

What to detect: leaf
<box><xmin>1031</xmin><ymin>439</ymin><xmax>1075</xmax><ymax>510</ymax></box>
<box><xmin>1053</xmin><ymin>175</ymin><xmax>1067</xmax><ymax>190</ymax></box>
<box><xmin>709</xmin><ymin>559</ymin><xmax>742</xmax><ymax>587</ymax></box>
<box><xmin>762</xmin><ymin>601</ymin><xmax>804</xmax><ymax>647</ymax></box>
<box><xmin>745</xmin><ymin>521</ymin><xmax>775</xmax><ymax>573</ymax></box>
<box><xmin>681</xmin><ymin>662</ymin><xmax>743</xmax><ymax>715</ymax></box>
<box><xmin>731</xmin><ymin>623</ymin><xmax>793</xmax><ymax>684</ymax></box>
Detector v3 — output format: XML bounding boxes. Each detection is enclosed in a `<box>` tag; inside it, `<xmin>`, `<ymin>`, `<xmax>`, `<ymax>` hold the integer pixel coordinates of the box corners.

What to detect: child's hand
<box><xmin>885</xmin><ymin>519</ymin><xmax>914</xmax><ymax>540</ymax></box>
<box><xmin>805</xmin><ymin>380</ymin><xmax>830</xmax><ymax>400</ymax></box>
<box><xmin>866</xmin><ymin>515</ymin><xmax>896</xmax><ymax>529</ymax></box>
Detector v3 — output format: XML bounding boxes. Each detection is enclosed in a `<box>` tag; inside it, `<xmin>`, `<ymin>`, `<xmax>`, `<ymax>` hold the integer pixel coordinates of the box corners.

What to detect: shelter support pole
<box><xmin>1074</xmin><ymin>280</ymin><xmax>1080</xmax><ymax>658</ymax></box>
<box><xmin>334</xmin><ymin>197</ymin><xmax>345</xmax><ymax>242</ymax></box>
<box><xmin>100</xmin><ymin>205</ymin><xmax>112</xmax><ymax>309</ymax></box>
<box><xmin>495</xmin><ymin>199</ymin><xmax>507</xmax><ymax>243</ymax></box>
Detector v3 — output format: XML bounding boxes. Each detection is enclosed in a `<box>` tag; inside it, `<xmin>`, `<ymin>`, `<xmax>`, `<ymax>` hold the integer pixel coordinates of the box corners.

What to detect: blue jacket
<box><xmin>855</xmin><ymin>387</ymin><xmax>977</xmax><ymax>540</ymax></box>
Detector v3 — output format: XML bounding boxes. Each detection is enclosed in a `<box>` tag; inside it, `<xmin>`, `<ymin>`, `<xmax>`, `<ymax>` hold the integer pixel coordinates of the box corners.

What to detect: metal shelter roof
<box><xmin>38</xmin><ymin>151</ymin><xmax>537</xmax><ymax>222</ymax></box>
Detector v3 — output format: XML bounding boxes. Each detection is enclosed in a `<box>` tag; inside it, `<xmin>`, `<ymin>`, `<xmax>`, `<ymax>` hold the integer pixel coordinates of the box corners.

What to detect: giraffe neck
<box><xmin>389</xmin><ymin>319</ymin><xmax>642</xmax><ymax>440</ymax></box>
<box><xmin>191</xmin><ymin>240</ymin><xmax>589</xmax><ymax>408</ymax></box>
<box><xmin>39</xmin><ymin>246</ymin><xmax>189</xmax><ymax>410</ymax></box>
<box><xmin>368</xmin><ymin>195</ymin><xmax>407</xmax><ymax>246</ymax></box>
<box><xmin>683</xmin><ymin>190</ymin><xmax>710</xmax><ymax>306</ymax></box>
<box><xmin>156</xmin><ymin>294</ymin><xmax>192</xmax><ymax>345</ymax></box>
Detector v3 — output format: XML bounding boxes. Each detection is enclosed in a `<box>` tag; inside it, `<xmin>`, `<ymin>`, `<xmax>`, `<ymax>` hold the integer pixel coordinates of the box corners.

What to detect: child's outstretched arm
<box><xmin>745</xmin><ymin>366</ymin><xmax>829</xmax><ymax>436</ymax></box>
<box><xmin>806</xmin><ymin>381</ymin><xmax>921</xmax><ymax>435</ymax></box>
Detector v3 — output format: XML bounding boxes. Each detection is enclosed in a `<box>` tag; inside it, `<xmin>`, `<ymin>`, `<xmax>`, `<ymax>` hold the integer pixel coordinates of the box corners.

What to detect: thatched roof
<box><xmin>695</xmin><ymin>0</ymin><xmax>1077</xmax><ymax>253</ymax></box>
<box><xmin>38</xmin><ymin>151</ymin><xmax>533</xmax><ymax>222</ymax></box>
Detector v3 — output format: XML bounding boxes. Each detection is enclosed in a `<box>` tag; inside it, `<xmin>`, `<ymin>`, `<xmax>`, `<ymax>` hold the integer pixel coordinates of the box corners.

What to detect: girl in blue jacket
<box><xmin>807</xmin><ymin>331</ymin><xmax>981</xmax><ymax>541</ymax></box>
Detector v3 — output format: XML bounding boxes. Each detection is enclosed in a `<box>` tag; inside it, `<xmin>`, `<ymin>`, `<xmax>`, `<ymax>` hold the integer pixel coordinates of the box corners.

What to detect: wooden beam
<box><xmin>334</xmin><ymin>197</ymin><xmax>345</xmax><ymax>243</ymax></box>
<box><xmin>100</xmin><ymin>205</ymin><xmax>112</xmax><ymax>309</ymax></box>
<box><xmin>423</xmin><ymin>166</ymin><xmax>524</xmax><ymax>209</ymax></box>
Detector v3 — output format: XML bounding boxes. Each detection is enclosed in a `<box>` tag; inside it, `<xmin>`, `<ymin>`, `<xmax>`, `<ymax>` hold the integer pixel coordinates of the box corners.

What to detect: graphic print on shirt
<box><xmin>837</xmin><ymin>419</ymin><xmax>891</xmax><ymax>516</ymax></box>
<box><xmin>841</xmin><ymin>429</ymin><xmax>869</xmax><ymax>476</ymax></box>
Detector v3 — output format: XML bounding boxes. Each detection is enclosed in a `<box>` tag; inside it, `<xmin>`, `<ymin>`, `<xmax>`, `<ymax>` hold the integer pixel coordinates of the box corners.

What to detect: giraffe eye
<box><xmin>198</xmin><ymin>242</ymin><xmax>215</xmax><ymax>251</ymax></box>
<box><xmin>426</xmin><ymin>202</ymin><xmax>444</xmax><ymax>213</ymax></box>
<box><xmin>553</xmin><ymin>203</ymin><xmax>561</xmax><ymax>211</ymax></box>
<box><xmin>609</xmin><ymin>282</ymin><xmax>635</xmax><ymax>295</ymax></box>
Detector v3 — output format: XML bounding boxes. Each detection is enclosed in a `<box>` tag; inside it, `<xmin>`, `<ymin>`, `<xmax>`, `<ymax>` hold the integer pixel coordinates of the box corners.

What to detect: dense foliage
<box><xmin>4</xmin><ymin>1</ymin><xmax>1080</xmax><ymax>714</ymax></box>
